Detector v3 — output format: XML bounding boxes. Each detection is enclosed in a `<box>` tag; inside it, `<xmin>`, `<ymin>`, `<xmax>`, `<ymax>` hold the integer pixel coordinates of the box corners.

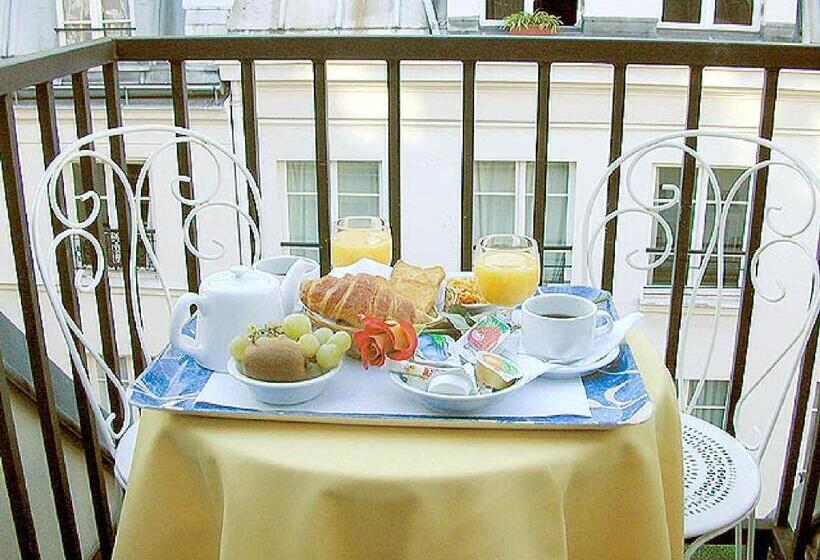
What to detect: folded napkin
<box><xmin>195</xmin><ymin>360</ymin><xmax>591</xmax><ymax>419</ymax></box>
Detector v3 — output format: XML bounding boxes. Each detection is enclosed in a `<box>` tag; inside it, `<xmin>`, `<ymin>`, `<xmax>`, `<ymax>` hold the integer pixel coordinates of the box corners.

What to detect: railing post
<box><xmin>240</xmin><ymin>60</ymin><xmax>261</xmax><ymax>260</ymax></box>
<box><xmin>461</xmin><ymin>60</ymin><xmax>476</xmax><ymax>271</ymax></box>
<box><xmin>170</xmin><ymin>60</ymin><xmax>201</xmax><ymax>292</ymax></box>
<box><xmin>726</xmin><ymin>68</ymin><xmax>780</xmax><ymax>435</ymax></box>
<box><xmin>0</xmin><ymin>93</ymin><xmax>83</xmax><ymax>560</ymax></box>
<box><xmin>0</xmin><ymin>341</ymin><xmax>40</xmax><ymax>559</ymax></box>
<box><xmin>792</xmin><ymin>382</ymin><xmax>820</xmax><ymax>558</ymax></box>
<box><xmin>312</xmin><ymin>59</ymin><xmax>332</xmax><ymax>274</ymax></box>
<box><xmin>387</xmin><ymin>59</ymin><xmax>402</xmax><ymax>263</ymax></box>
<box><xmin>601</xmin><ymin>64</ymin><xmax>626</xmax><ymax>292</ymax></box>
<box><xmin>533</xmin><ymin>61</ymin><xmax>551</xmax><ymax>267</ymax></box>
<box><xmin>38</xmin><ymin>80</ymin><xmax>115</xmax><ymax>559</ymax></box>
<box><xmin>71</xmin><ymin>70</ymin><xmax>124</xmax><ymax>429</ymax></box>
<box><xmin>665</xmin><ymin>65</ymin><xmax>703</xmax><ymax>377</ymax></box>
<box><xmin>102</xmin><ymin>61</ymin><xmax>146</xmax><ymax>375</ymax></box>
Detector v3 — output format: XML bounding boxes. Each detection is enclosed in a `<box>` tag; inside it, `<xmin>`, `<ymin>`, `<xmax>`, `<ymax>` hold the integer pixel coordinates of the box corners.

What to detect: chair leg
<box><xmin>735</xmin><ymin>519</ymin><xmax>744</xmax><ymax>560</ymax></box>
<box><xmin>746</xmin><ymin>514</ymin><xmax>755</xmax><ymax>560</ymax></box>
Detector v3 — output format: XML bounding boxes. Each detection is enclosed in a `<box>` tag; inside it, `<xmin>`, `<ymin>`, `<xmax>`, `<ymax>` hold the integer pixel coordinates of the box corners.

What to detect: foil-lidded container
<box><xmin>453</xmin><ymin>315</ymin><xmax>513</xmax><ymax>363</ymax></box>
<box><xmin>475</xmin><ymin>352</ymin><xmax>523</xmax><ymax>391</ymax></box>
<box><xmin>388</xmin><ymin>360</ymin><xmax>478</xmax><ymax>396</ymax></box>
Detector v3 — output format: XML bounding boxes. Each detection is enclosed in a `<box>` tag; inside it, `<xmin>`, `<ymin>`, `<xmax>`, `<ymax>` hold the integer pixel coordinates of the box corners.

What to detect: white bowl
<box><xmin>389</xmin><ymin>371</ymin><xmax>531</xmax><ymax>414</ymax></box>
<box><xmin>227</xmin><ymin>357</ymin><xmax>341</xmax><ymax>405</ymax></box>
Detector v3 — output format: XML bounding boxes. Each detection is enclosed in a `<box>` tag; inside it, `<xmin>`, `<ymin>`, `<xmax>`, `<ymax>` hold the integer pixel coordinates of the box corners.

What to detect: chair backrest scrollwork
<box><xmin>580</xmin><ymin>129</ymin><xmax>820</xmax><ymax>462</ymax></box>
<box><xmin>31</xmin><ymin>125</ymin><xmax>262</xmax><ymax>454</ymax></box>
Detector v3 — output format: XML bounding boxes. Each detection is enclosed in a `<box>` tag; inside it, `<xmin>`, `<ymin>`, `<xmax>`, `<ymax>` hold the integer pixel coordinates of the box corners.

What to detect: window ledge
<box><xmin>640</xmin><ymin>287</ymin><xmax>742</xmax><ymax>314</ymax></box>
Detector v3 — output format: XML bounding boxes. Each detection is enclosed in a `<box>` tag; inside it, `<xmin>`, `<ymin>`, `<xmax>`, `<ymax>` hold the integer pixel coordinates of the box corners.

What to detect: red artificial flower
<box><xmin>353</xmin><ymin>316</ymin><xmax>418</xmax><ymax>368</ymax></box>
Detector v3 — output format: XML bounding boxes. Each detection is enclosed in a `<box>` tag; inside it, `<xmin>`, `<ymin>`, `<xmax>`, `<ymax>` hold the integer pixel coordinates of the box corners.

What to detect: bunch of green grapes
<box><xmin>229</xmin><ymin>313</ymin><xmax>352</xmax><ymax>373</ymax></box>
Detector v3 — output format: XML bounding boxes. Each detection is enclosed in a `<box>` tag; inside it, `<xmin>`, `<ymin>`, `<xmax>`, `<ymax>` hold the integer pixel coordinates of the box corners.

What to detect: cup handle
<box><xmin>169</xmin><ymin>292</ymin><xmax>203</xmax><ymax>359</ymax></box>
<box><xmin>594</xmin><ymin>310</ymin><xmax>614</xmax><ymax>338</ymax></box>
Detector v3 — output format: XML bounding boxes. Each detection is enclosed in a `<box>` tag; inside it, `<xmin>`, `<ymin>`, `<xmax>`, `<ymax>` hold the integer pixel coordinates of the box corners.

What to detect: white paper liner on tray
<box><xmin>195</xmin><ymin>359</ymin><xmax>592</xmax><ymax>419</ymax></box>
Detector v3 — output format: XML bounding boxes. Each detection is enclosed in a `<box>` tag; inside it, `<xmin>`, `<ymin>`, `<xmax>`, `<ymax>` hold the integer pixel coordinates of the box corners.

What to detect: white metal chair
<box><xmin>31</xmin><ymin>125</ymin><xmax>262</xmax><ymax>488</ymax></box>
<box><xmin>580</xmin><ymin>129</ymin><xmax>820</xmax><ymax>560</ymax></box>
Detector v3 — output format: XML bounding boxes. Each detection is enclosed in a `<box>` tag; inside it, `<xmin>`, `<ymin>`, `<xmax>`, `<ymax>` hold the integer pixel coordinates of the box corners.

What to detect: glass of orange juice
<box><xmin>331</xmin><ymin>216</ymin><xmax>392</xmax><ymax>267</ymax></box>
<box><xmin>473</xmin><ymin>234</ymin><xmax>541</xmax><ymax>310</ymax></box>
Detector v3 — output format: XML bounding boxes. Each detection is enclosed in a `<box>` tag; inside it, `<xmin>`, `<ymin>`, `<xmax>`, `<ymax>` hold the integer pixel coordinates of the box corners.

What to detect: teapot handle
<box><xmin>169</xmin><ymin>292</ymin><xmax>203</xmax><ymax>358</ymax></box>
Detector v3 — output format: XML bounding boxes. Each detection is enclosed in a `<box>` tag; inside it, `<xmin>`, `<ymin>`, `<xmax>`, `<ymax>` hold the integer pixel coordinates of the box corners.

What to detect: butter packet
<box><xmin>453</xmin><ymin>314</ymin><xmax>513</xmax><ymax>363</ymax></box>
<box><xmin>415</xmin><ymin>333</ymin><xmax>458</xmax><ymax>366</ymax></box>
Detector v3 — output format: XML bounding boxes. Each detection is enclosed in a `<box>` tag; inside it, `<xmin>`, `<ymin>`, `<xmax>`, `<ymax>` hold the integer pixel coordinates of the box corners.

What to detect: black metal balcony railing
<box><xmin>0</xmin><ymin>35</ymin><xmax>819</xmax><ymax>560</ymax></box>
<box><xmin>72</xmin><ymin>228</ymin><xmax>156</xmax><ymax>272</ymax></box>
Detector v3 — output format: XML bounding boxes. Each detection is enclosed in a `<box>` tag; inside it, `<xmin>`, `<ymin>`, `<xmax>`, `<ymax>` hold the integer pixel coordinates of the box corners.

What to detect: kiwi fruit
<box><xmin>241</xmin><ymin>336</ymin><xmax>308</xmax><ymax>383</ymax></box>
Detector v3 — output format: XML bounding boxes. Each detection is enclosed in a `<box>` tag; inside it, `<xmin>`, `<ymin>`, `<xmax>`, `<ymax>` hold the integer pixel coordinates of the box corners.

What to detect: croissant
<box><xmin>300</xmin><ymin>273</ymin><xmax>433</xmax><ymax>327</ymax></box>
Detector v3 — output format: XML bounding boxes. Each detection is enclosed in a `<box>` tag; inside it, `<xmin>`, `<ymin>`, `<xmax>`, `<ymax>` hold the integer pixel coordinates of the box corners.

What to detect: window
<box><xmin>483</xmin><ymin>1</ymin><xmax>578</xmax><ymax>26</ymax></box>
<box><xmin>57</xmin><ymin>0</ymin><xmax>134</xmax><ymax>45</ymax></box>
<box><xmin>71</xmin><ymin>160</ymin><xmax>154</xmax><ymax>271</ymax></box>
<box><xmin>473</xmin><ymin>161</ymin><xmax>573</xmax><ymax>283</ymax></box>
<box><xmin>283</xmin><ymin>161</ymin><xmax>384</xmax><ymax>262</ymax></box>
<box><xmin>661</xmin><ymin>0</ymin><xmax>757</xmax><ymax>28</ymax></box>
<box><xmin>684</xmin><ymin>380</ymin><xmax>729</xmax><ymax>427</ymax></box>
<box><xmin>648</xmin><ymin>166</ymin><xmax>752</xmax><ymax>289</ymax></box>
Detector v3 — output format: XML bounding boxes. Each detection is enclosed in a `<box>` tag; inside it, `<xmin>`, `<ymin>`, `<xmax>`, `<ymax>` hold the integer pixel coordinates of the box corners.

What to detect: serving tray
<box><xmin>129</xmin><ymin>285</ymin><xmax>653</xmax><ymax>430</ymax></box>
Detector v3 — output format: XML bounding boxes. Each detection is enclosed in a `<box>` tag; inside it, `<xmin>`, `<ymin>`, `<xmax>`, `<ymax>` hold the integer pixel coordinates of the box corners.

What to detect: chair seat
<box><xmin>114</xmin><ymin>420</ymin><xmax>140</xmax><ymax>488</ymax></box>
<box><xmin>682</xmin><ymin>413</ymin><xmax>761</xmax><ymax>539</ymax></box>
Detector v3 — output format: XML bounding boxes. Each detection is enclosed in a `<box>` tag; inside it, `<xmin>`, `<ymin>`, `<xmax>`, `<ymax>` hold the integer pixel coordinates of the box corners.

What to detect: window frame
<box><xmin>473</xmin><ymin>160</ymin><xmax>574</xmax><ymax>283</ymax></box>
<box><xmin>658</xmin><ymin>0</ymin><xmax>761</xmax><ymax>32</ymax></box>
<box><xmin>646</xmin><ymin>163</ymin><xmax>754</xmax><ymax>292</ymax></box>
<box><xmin>682</xmin><ymin>379</ymin><xmax>730</xmax><ymax>428</ymax></box>
<box><xmin>55</xmin><ymin>0</ymin><xmax>136</xmax><ymax>45</ymax></box>
<box><xmin>480</xmin><ymin>0</ymin><xmax>535</xmax><ymax>27</ymax></box>
<box><xmin>280</xmin><ymin>159</ymin><xmax>386</xmax><ymax>259</ymax></box>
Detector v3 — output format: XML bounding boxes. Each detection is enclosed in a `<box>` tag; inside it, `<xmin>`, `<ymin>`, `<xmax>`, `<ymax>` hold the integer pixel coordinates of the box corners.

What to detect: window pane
<box><xmin>545</xmin><ymin>197</ymin><xmax>568</xmax><ymax>246</ymax></box>
<box><xmin>543</xmin><ymin>250</ymin><xmax>571</xmax><ymax>284</ymax></box>
<box><xmin>102</xmin><ymin>0</ymin><xmax>130</xmax><ymax>20</ymax></box>
<box><xmin>287</xmin><ymin>162</ymin><xmax>317</xmax><ymax>193</ymax></box>
<box><xmin>127</xmin><ymin>162</ymin><xmax>150</xmax><ymax>225</ymax></box>
<box><xmin>525</xmin><ymin>193</ymin><xmax>534</xmax><ymax>237</ymax></box>
<box><xmin>103</xmin><ymin>22</ymin><xmax>132</xmax><ymax>38</ymax></box>
<box><xmin>337</xmin><ymin>161</ymin><xmax>379</xmax><ymax>194</ymax></box>
<box><xmin>689</xmin><ymin>380</ymin><xmax>729</xmax><ymax>427</ymax></box>
<box><xmin>339</xmin><ymin>195</ymin><xmax>379</xmax><ymax>218</ymax></box>
<box><xmin>662</xmin><ymin>0</ymin><xmax>701</xmax><ymax>23</ymax></box>
<box><xmin>475</xmin><ymin>162</ymin><xmax>515</xmax><ymax>193</ymax></box>
<box><xmin>290</xmin><ymin>247</ymin><xmax>320</xmax><ymax>262</ymax></box>
<box><xmin>64</xmin><ymin>24</ymin><xmax>92</xmax><ymax>44</ymax></box>
<box><xmin>714</xmin><ymin>168</ymin><xmax>750</xmax><ymax>201</ymax></box>
<box><xmin>548</xmin><ymin>162</ymin><xmax>570</xmax><ymax>194</ymax></box>
<box><xmin>73</xmin><ymin>161</ymin><xmax>108</xmax><ymax>223</ymax></box>
<box><xmin>474</xmin><ymin>195</ymin><xmax>515</xmax><ymax>239</ymax></box>
<box><xmin>715</xmin><ymin>0</ymin><xmax>752</xmax><ymax>25</ymax></box>
<box><xmin>286</xmin><ymin>162</ymin><xmax>318</xmax><ymax>243</ymax></box>
<box><xmin>486</xmin><ymin>0</ymin><xmax>524</xmax><ymax>19</ymax></box>
<box><xmin>63</xmin><ymin>0</ymin><xmax>90</xmax><ymax>21</ymax></box>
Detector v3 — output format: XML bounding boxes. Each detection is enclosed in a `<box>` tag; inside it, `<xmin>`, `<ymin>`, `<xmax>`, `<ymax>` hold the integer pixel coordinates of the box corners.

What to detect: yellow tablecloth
<box><xmin>113</xmin><ymin>331</ymin><xmax>682</xmax><ymax>560</ymax></box>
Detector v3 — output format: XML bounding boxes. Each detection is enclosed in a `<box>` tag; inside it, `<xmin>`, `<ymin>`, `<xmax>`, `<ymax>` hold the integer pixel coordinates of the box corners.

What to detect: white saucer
<box><xmin>516</xmin><ymin>344</ymin><xmax>622</xmax><ymax>379</ymax></box>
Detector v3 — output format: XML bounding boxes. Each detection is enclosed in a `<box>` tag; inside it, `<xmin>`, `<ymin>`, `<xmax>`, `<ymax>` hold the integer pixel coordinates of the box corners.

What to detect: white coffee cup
<box><xmin>521</xmin><ymin>293</ymin><xmax>614</xmax><ymax>362</ymax></box>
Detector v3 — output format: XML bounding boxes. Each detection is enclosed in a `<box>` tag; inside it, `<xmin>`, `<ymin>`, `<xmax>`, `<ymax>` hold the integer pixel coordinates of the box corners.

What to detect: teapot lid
<box><xmin>202</xmin><ymin>265</ymin><xmax>275</xmax><ymax>293</ymax></box>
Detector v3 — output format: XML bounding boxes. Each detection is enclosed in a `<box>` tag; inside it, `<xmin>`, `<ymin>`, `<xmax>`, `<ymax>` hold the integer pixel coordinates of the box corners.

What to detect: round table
<box><xmin>113</xmin><ymin>331</ymin><xmax>683</xmax><ymax>560</ymax></box>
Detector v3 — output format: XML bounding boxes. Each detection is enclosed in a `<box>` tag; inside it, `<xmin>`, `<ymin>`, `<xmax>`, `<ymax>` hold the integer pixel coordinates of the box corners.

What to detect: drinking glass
<box><xmin>473</xmin><ymin>234</ymin><xmax>541</xmax><ymax>310</ymax></box>
<box><xmin>331</xmin><ymin>216</ymin><xmax>392</xmax><ymax>267</ymax></box>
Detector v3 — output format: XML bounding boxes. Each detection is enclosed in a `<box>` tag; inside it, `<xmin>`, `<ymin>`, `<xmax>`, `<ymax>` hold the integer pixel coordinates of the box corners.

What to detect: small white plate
<box><xmin>389</xmin><ymin>371</ymin><xmax>531</xmax><ymax>414</ymax></box>
<box><xmin>516</xmin><ymin>344</ymin><xmax>622</xmax><ymax>380</ymax></box>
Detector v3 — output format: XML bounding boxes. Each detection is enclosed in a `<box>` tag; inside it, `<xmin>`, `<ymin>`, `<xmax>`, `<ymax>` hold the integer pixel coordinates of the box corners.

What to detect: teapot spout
<box><xmin>279</xmin><ymin>259</ymin><xmax>315</xmax><ymax>315</ymax></box>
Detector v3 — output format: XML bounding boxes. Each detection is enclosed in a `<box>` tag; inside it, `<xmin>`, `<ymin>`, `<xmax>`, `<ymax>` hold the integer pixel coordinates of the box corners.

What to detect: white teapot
<box><xmin>168</xmin><ymin>262</ymin><xmax>311</xmax><ymax>371</ymax></box>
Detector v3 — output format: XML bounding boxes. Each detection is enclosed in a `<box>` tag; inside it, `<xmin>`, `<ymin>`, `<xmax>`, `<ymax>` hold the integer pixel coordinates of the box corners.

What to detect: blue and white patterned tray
<box><xmin>129</xmin><ymin>285</ymin><xmax>653</xmax><ymax>430</ymax></box>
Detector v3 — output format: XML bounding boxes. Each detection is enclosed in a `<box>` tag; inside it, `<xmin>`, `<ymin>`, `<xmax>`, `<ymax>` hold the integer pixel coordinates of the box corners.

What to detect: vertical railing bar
<box><xmin>0</xmin><ymin>342</ymin><xmax>40</xmax><ymax>559</ymax></box>
<box><xmin>600</xmin><ymin>64</ymin><xmax>627</xmax><ymax>292</ymax></box>
<box><xmin>665</xmin><ymin>65</ymin><xmax>703</xmax><ymax>376</ymax></box>
<box><xmin>38</xmin><ymin>80</ymin><xmax>115</xmax><ymax>559</ymax></box>
<box><xmin>726</xmin><ymin>68</ymin><xmax>780</xmax><ymax>435</ymax></box>
<box><xmin>170</xmin><ymin>60</ymin><xmax>201</xmax><ymax>292</ymax></box>
<box><xmin>532</xmin><ymin>61</ymin><xmax>551</xmax><ymax>261</ymax></box>
<box><xmin>387</xmin><ymin>58</ymin><xmax>402</xmax><ymax>263</ymax></box>
<box><xmin>792</xmin><ymin>382</ymin><xmax>820</xmax><ymax>558</ymax></box>
<box><xmin>0</xmin><ymin>93</ymin><xmax>82</xmax><ymax>560</ymax></box>
<box><xmin>777</xmin><ymin>298</ymin><xmax>820</xmax><ymax>525</ymax></box>
<box><xmin>240</xmin><ymin>60</ymin><xmax>260</xmax><ymax>259</ymax></box>
<box><xmin>461</xmin><ymin>60</ymin><xmax>476</xmax><ymax>271</ymax></box>
<box><xmin>71</xmin><ymin>70</ymin><xmax>124</xmax><ymax>429</ymax></box>
<box><xmin>102</xmin><ymin>62</ymin><xmax>146</xmax><ymax>375</ymax></box>
<box><xmin>312</xmin><ymin>59</ymin><xmax>332</xmax><ymax>274</ymax></box>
